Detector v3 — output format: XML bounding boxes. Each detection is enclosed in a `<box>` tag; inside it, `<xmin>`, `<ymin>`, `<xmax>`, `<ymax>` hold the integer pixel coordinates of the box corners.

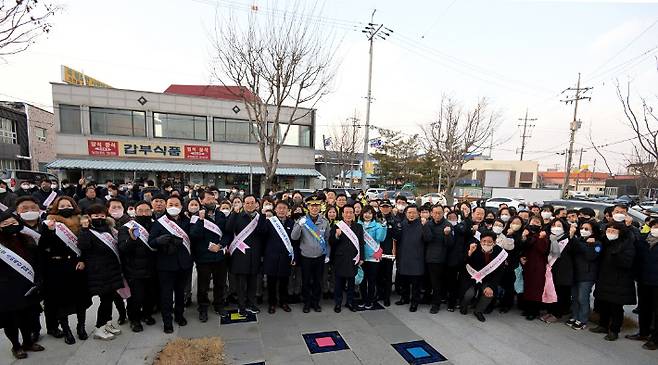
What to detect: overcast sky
<box><xmin>1</xmin><ymin>0</ymin><xmax>657</xmax><ymax>173</ymax></box>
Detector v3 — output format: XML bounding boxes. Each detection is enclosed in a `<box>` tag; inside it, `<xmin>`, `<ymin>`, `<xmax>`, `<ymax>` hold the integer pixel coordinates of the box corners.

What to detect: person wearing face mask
<box><xmin>627</xmin><ymin>219</ymin><xmax>658</xmax><ymax>350</ymax></box>
<box><xmin>118</xmin><ymin>201</ymin><xmax>157</xmax><ymax>333</ymax></box>
<box><xmin>329</xmin><ymin>204</ymin><xmax>365</xmax><ymax>313</ymax></box>
<box><xmin>16</xmin><ymin>181</ymin><xmax>34</xmax><ymax>197</ymax></box>
<box><xmin>148</xmin><ymin>195</ymin><xmax>193</xmax><ymax>333</ymax></box>
<box><xmin>39</xmin><ymin>197</ymin><xmax>91</xmax><ymax>345</ymax></box>
<box><xmin>568</xmin><ymin>220</ymin><xmax>601</xmax><ymax>331</ymax></box>
<box><xmin>443</xmin><ymin>210</ymin><xmax>466</xmax><ymax>312</ymax></box>
<box><xmin>190</xmin><ymin>191</ymin><xmax>229</xmax><ymax>322</ymax></box>
<box><xmin>0</xmin><ymin>180</ymin><xmax>17</xmax><ymax>212</ymax></box>
<box><xmin>394</xmin><ymin>205</ymin><xmax>430</xmax><ymax>312</ymax></box>
<box><xmin>0</xmin><ymin>212</ymin><xmax>45</xmax><ymax>359</ymax></box>
<box><xmin>459</xmin><ymin>231</ymin><xmax>507</xmax><ymax>322</ymax></box>
<box><xmin>541</xmin><ymin>218</ymin><xmax>574</xmax><ymax>324</ymax></box>
<box><xmin>150</xmin><ymin>194</ymin><xmax>167</xmax><ymax>219</ymax></box>
<box><xmin>394</xmin><ymin>196</ymin><xmax>408</xmax><ymax>220</ymax></box>
<box><xmin>590</xmin><ymin>223</ymin><xmax>636</xmax><ymax>341</ymax></box>
<box><xmin>59</xmin><ymin>179</ymin><xmax>77</xmax><ymax>198</ymax></box>
<box><xmin>423</xmin><ymin>205</ymin><xmax>453</xmax><ymax>314</ymax></box>
<box><xmin>375</xmin><ymin>199</ymin><xmax>398</xmax><ymax>307</ymax></box>
<box><xmin>357</xmin><ymin>205</ymin><xmax>386</xmax><ymax>310</ymax></box>
<box><xmin>261</xmin><ymin>197</ymin><xmax>275</xmax><ymax>217</ymax></box>
<box><xmin>519</xmin><ymin>215</ymin><xmax>549</xmax><ymax>320</ymax></box>
<box><xmin>77</xmin><ymin>204</ymin><xmax>126</xmax><ymax>341</ymax></box>
<box><xmin>32</xmin><ymin>178</ymin><xmax>60</xmax><ymax>212</ymax></box>
<box><xmin>498</xmin><ymin>216</ymin><xmax>525</xmax><ymax>313</ymax></box>
<box><xmin>107</xmin><ymin>199</ymin><xmax>130</xmax><ymax>227</ymax></box>
<box><xmin>498</xmin><ymin>208</ymin><xmax>512</xmax><ymax>225</ymax></box>
<box><xmin>291</xmin><ymin>191</ymin><xmax>304</xmax><ymax>207</ymax></box>
<box><xmin>540</xmin><ymin>205</ymin><xmax>554</xmax><ymax>227</ymax></box>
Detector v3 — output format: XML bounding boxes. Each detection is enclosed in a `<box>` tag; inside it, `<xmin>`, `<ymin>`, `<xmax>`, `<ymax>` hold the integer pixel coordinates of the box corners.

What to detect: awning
<box><xmin>47</xmin><ymin>159</ymin><xmax>323</xmax><ymax>177</ymax></box>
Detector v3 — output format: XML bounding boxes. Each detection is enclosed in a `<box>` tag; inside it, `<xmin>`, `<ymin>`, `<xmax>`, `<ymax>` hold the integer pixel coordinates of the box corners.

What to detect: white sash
<box><xmin>20</xmin><ymin>226</ymin><xmax>41</xmax><ymax>243</ymax></box>
<box><xmin>268</xmin><ymin>216</ymin><xmax>294</xmax><ymax>260</ymax></box>
<box><xmin>466</xmin><ymin>249</ymin><xmax>508</xmax><ymax>283</ymax></box>
<box><xmin>89</xmin><ymin>229</ymin><xmax>132</xmax><ymax>299</ymax></box>
<box><xmin>363</xmin><ymin>229</ymin><xmax>380</xmax><ymax>261</ymax></box>
<box><xmin>337</xmin><ymin>221</ymin><xmax>360</xmax><ymax>264</ymax></box>
<box><xmin>157</xmin><ymin>215</ymin><xmax>191</xmax><ymax>254</ymax></box>
<box><xmin>51</xmin><ymin>221</ymin><xmax>81</xmax><ymax>257</ymax></box>
<box><xmin>43</xmin><ymin>191</ymin><xmax>57</xmax><ymax>209</ymax></box>
<box><xmin>190</xmin><ymin>215</ymin><xmax>223</xmax><ymax>238</ymax></box>
<box><xmin>0</xmin><ymin>201</ymin><xmax>7</xmax><ymax>211</ymax></box>
<box><xmin>123</xmin><ymin>221</ymin><xmax>155</xmax><ymax>251</ymax></box>
<box><xmin>228</xmin><ymin>213</ymin><xmax>259</xmax><ymax>255</ymax></box>
<box><xmin>0</xmin><ymin>243</ymin><xmax>35</xmax><ymax>285</ymax></box>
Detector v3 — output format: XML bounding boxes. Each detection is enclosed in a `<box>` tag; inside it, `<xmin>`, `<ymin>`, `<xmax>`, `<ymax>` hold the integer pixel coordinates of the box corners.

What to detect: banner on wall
<box><xmin>87</xmin><ymin>140</ymin><xmax>211</xmax><ymax>160</ymax></box>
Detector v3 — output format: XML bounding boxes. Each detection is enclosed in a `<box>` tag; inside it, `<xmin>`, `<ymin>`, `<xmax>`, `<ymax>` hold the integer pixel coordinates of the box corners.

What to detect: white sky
<box><xmin>1</xmin><ymin>0</ymin><xmax>657</xmax><ymax>173</ymax></box>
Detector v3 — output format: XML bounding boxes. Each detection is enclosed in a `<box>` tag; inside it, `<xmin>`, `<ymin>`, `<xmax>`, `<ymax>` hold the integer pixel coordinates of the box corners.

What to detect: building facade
<box><xmin>0</xmin><ymin>102</ymin><xmax>55</xmax><ymax>172</ymax></box>
<box><xmin>48</xmin><ymin>83</ymin><xmax>322</xmax><ymax>193</ymax></box>
<box><xmin>461</xmin><ymin>160</ymin><xmax>539</xmax><ymax>188</ymax></box>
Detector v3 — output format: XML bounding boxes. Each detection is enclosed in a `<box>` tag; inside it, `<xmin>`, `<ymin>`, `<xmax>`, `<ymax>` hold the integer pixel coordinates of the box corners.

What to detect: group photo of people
<box><xmin>1</xmin><ymin>178</ymin><xmax>657</xmax><ymax>361</ymax></box>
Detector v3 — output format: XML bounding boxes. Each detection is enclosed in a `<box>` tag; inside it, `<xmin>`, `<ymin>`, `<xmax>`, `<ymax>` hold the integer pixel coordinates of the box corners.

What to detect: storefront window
<box><xmin>59</xmin><ymin>104</ymin><xmax>81</xmax><ymax>134</ymax></box>
<box><xmin>223</xmin><ymin>119</ymin><xmax>250</xmax><ymax>143</ymax></box>
<box><xmin>268</xmin><ymin>123</ymin><xmax>312</xmax><ymax>147</ymax></box>
<box><xmin>90</xmin><ymin>107</ymin><xmax>146</xmax><ymax>137</ymax></box>
<box><xmin>153</xmin><ymin>112</ymin><xmax>207</xmax><ymax>141</ymax></box>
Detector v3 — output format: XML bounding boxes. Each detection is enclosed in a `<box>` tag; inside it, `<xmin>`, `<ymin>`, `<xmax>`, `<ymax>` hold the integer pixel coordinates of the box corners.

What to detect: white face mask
<box><xmin>221</xmin><ymin>209</ymin><xmax>231</xmax><ymax>217</ymax></box>
<box><xmin>551</xmin><ymin>227</ymin><xmax>564</xmax><ymax>236</ymax></box>
<box><xmin>62</xmin><ymin>184</ymin><xmax>70</xmax><ymax>189</ymax></box>
<box><xmin>541</xmin><ymin>211</ymin><xmax>553</xmax><ymax>219</ymax></box>
<box><xmin>612</xmin><ymin>213</ymin><xmax>626</xmax><ymax>222</ymax></box>
<box><xmin>510</xmin><ymin>223</ymin><xmax>522</xmax><ymax>231</ymax></box>
<box><xmin>448</xmin><ymin>220</ymin><xmax>458</xmax><ymax>226</ymax></box>
<box><xmin>651</xmin><ymin>228</ymin><xmax>658</xmax><ymax>238</ymax></box>
<box><xmin>188</xmin><ymin>206</ymin><xmax>199</xmax><ymax>214</ymax></box>
<box><xmin>110</xmin><ymin>210</ymin><xmax>124</xmax><ymax>219</ymax></box>
<box><xmin>580</xmin><ymin>229</ymin><xmax>592</xmax><ymax>238</ymax></box>
<box><xmin>127</xmin><ymin>209</ymin><xmax>136</xmax><ymax>217</ymax></box>
<box><xmin>0</xmin><ymin>188</ymin><xmax>5</xmax><ymax>194</ymax></box>
<box><xmin>481</xmin><ymin>244</ymin><xmax>494</xmax><ymax>253</ymax></box>
<box><xmin>21</xmin><ymin>184</ymin><xmax>30</xmax><ymax>190</ymax></box>
<box><xmin>51</xmin><ymin>184</ymin><xmax>58</xmax><ymax>190</ymax></box>
<box><xmin>396</xmin><ymin>204</ymin><xmax>406</xmax><ymax>212</ymax></box>
<box><xmin>492</xmin><ymin>226</ymin><xmax>504</xmax><ymax>234</ymax></box>
<box><xmin>166</xmin><ymin>207</ymin><xmax>181</xmax><ymax>216</ymax></box>
<box><xmin>19</xmin><ymin>211</ymin><xmax>40</xmax><ymax>221</ymax></box>
<box><xmin>28</xmin><ymin>184</ymin><xmax>35</xmax><ymax>189</ymax></box>
<box><xmin>606</xmin><ymin>233</ymin><xmax>619</xmax><ymax>241</ymax></box>
<box><xmin>500</xmin><ymin>215</ymin><xmax>510</xmax><ymax>222</ymax></box>
<box><xmin>262</xmin><ymin>205</ymin><xmax>273</xmax><ymax>212</ymax></box>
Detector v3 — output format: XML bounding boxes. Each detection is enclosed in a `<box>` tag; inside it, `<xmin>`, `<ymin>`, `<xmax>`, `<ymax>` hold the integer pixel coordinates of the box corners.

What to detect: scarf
<box><xmin>46</xmin><ymin>214</ymin><xmax>81</xmax><ymax>236</ymax></box>
<box><xmin>647</xmin><ymin>235</ymin><xmax>658</xmax><ymax>249</ymax></box>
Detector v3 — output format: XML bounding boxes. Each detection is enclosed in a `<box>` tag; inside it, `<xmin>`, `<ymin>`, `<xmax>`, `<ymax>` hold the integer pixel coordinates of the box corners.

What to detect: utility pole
<box><xmin>361</xmin><ymin>9</ymin><xmax>392</xmax><ymax>191</ymax></box>
<box><xmin>322</xmin><ymin>134</ymin><xmax>329</xmax><ymax>189</ymax></box>
<box><xmin>560</xmin><ymin>73</ymin><xmax>592</xmax><ymax>198</ymax></box>
<box><xmin>575</xmin><ymin>148</ymin><xmax>584</xmax><ymax>191</ymax></box>
<box><xmin>347</xmin><ymin>114</ymin><xmax>360</xmax><ymax>188</ymax></box>
<box><xmin>517</xmin><ymin>108</ymin><xmax>537</xmax><ymax>160</ymax></box>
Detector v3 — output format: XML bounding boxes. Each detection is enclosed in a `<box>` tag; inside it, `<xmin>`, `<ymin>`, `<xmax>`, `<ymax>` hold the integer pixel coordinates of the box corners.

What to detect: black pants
<box><xmin>427</xmin><ymin>263</ymin><xmax>445</xmax><ymax>306</ymax></box>
<box><xmin>443</xmin><ymin>265</ymin><xmax>461</xmax><ymax>307</ymax></box>
<box><xmin>548</xmin><ymin>285</ymin><xmax>572</xmax><ymax>317</ymax></box>
<box><xmin>158</xmin><ymin>268</ymin><xmax>192</xmax><ymax>325</ymax></box>
<box><xmin>300</xmin><ymin>255</ymin><xmax>325</xmax><ymax>307</ymax></box>
<box><xmin>335</xmin><ymin>275</ymin><xmax>355</xmax><ymax>306</ymax></box>
<box><xmin>524</xmin><ymin>300</ymin><xmax>542</xmax><ymax>316</ymax></box>
<box><xmin>95</xmin><ymin>291</ymin><xmax>115</xmax><ymax>328</ymax></box>
<box><xmin>638</xmin><ymin>284</ymin><xmax>658</xmax><ymax>340</ymax></box>
<box><xmin>197</xmin><ymin>261</ymin><xmax>227</xmax><ymax>312</ymax></box>
<box><xmin>461</xmin><ymin>285</ymin><xmax>493</xmax><ymax>313</ymax></box>
<box><xmin>113</xmin><ymin>293</ymin><xmax>126</xmax><ymax>320</ymax></box>
<box><xmin>398</xmin><ymin>274</ymin><xmax>422</xmax><ymax>304</ymax></box>
<box><xmin>3</xmin><ymin>308</ymin><xmax>34</xmax><ymax>349</ymax></box>
<box><xmin>267</xmin><ymin>275</ymin><xmax>289</xmax><ymax>306</ymax></box>
<box><xmin>360</xmin><ymin>262</ymin><xmax>379</xmax><ymax>305</ymax></box>
<box><xmin>235</xmin><ymin>273</ymin><xmax>257</xmax><ymax>309</ymax></box>
<box><xmin>127</xmin><ymin>277</ymin><xmax>156</xmax><ymax>322</ymax></box>
<box><xmin>376</xmin><ymin>259</ymin><xmax>393</xmax><ymax>301</ymax></box>
<box><xmin>597</xmin><ymin>299</ymin><xmax>624</xmax><ymax>334</ymax></box>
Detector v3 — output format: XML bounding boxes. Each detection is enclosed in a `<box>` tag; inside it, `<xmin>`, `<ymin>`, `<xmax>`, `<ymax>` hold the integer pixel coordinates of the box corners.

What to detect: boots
<box><xmin>60</xmin><ymin>319</ymin><xmax>76</xmax><ymax>345</ymax></box>
<box><xmin>76</xmin><ymin>311</ymin><xmax>88</xmax><ymax>340</ymax></box>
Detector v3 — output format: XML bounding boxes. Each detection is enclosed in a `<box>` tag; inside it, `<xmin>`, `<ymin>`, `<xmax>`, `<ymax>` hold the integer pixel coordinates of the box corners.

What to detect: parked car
<box><xmin>484</xmin><ymin>197</ymin><xmax>527</xmax><ymax>210</ymax></box>
<box><xmin>365</xmin><ymin>188</ymin><xmax>386</xmax><ymax>200</ymax></box>
<box><xmin>542</xmin><ymin>199</ymin><xmax>648</xmax><ymax>226</ymax></box>
<box><xmin>614</xmin><ymin>195</ymin><xmax>639</xmax><ymax>205</ymax></box>
<box><xmin>1</xmin><ymin>169</ymin><xmax>59</xmax><ymax>192</ymax></box>
<box><xmin>376</xmin><ymin>190</ymin><xmax>416</xmax><ymax>202</ymax></box>
<box><xmin>420</xmin><ymin>193</ymin><xmax>447</xmax><ymax>206</ymax></box>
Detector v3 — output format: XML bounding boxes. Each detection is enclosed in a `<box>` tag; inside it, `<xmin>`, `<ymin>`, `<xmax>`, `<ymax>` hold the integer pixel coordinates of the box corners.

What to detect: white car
<box><xmin>420</xmin><ymin>193</ymin><xmax>447</xmax><ymax>206</ymax></box>
<box><xmin>366</xmin><ymin>188</ymin><xmax>386</xmax><ymax>200</ymax></box>
<box><xmin>484</xmin><ymin>197</ymin><xmax>527</xmax><ymax>210</ymax></box>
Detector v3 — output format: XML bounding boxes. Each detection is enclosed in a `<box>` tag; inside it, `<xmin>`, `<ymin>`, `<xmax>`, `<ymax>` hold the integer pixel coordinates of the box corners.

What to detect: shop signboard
<box><xmin>87</xmin><ymin>139</ymin><xmax>210</xmax><ymax>160</ymax></box>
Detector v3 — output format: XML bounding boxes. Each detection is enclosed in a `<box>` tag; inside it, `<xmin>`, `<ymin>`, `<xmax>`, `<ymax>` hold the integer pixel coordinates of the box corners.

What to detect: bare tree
<box><xmin>1</xmin><ymin>0</ymin><xmax>57</xmax><ymax>56</ymax></box>
<box><xmin>329</xmin><ymin>121</ymin><xmax>362</xmax><ymax>187</ymax></box>
<box><xmin>420</xmin><ymin>95</ymin><xmax>499</xmax><ymax>205</ymax></box>
<box><xmin>210</xmin><ymin>2</ymin><xmax>336</xmax><ymax>191</ymax></box>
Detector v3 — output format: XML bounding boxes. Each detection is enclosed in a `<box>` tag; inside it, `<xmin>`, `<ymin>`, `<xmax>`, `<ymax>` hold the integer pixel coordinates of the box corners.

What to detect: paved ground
<box><xmin>2</xmin><ymin>296</ymin><xmax>657</xmax><ymax>365</ymax></box>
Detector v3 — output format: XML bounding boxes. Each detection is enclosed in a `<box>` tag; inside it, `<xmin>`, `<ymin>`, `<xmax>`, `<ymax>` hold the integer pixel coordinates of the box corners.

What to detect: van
<box><xmin>1</xmin><ymin>169</ymin><xmax>59</xmax><ymax>192</ymax></box>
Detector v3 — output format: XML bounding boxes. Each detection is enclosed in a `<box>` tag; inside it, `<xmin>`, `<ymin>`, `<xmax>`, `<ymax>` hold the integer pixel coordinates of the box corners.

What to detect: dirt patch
<box><xmin>153</xmin><ymin>337</ymin><xmax>224</xmax><ymax>365</ymax></box>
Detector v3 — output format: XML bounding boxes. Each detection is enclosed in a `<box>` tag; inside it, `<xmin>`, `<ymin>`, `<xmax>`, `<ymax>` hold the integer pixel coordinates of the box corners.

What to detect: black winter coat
<box><xmin>225</xmin><ymin>211</ymin><xmax>264</xmax><ymax>275</ymax></box>
<box><xmin>117</xmin><ymin>221</ymin><xmax>156</xmax><ymax>279</ymax></box>
<box><xmin>594</xmin><ymin>234</ymin><xmax>637</xmax><ymax>305</ymax></box>
<box><xmin>636</xmin><ymin>235</ymin><xmax>658</xmax><ymax>286</ymax></box>
<box><xmin>78</xmin><ymin>226</ymin><xmax>124</xmax><ymax>296</ymax></box>
<box><xmin>424</xmin><ymin>218</ymin><xmax>454</xmax><ymax>264</ymax></box>
<box><xmin>77</xmin><ymin>197</ymin><xmax>105</xmax><ymax>214</ymax></box>
<box><xmin>550</xmin><ymin>235</ymin><xmax>574</xmax><ymax>286</ymax></box>
<box><xmin>148</xmin><ymin>215</ymin><xmax>193</xmax><ymax>272</ymax></box>
<box><xmin>463</xmin><ymin>245</ymin><xmax>506</xmax><ymax>290</ymax></box>
<box><xmin>190</xmin><ymin>211</ymin><xmax>229</xmax><ymax>264</ymax></box>
<box><xmin>0</xmin><ymin>234</ymin><xmax>39</xmax><ymax>316</ymax></box>
<box><xmin>571</xmin><ymin>236</ymin><xmax>600</xmax><ymax>283</ymax></box>
<box><xmin>446</xmin><ymin>222</ymin><xmax>469</xmax><ymax>267</ymax></box>
<box><xmin>261</xmin><ymin>216</ymin><xmax>295</xmax><ymax>277</ymax></box>
<box><xmin>0</xmin><ymin>191</ymin><xmax>17</xmax><ymax>211</ymax></box>
<box><xmin>32</xmin><ymin>189</ymin><xmax>59</xmax><ymax>210</ymax></box>
<box><xmin>395</xmin><ymin>219</ymin><xmax>429</xmax><ymax>276</ymax></box>
<box><xmin>328</xmin><ymin>221</ymin><xmax>365</xmax><ymax>278</ymax></box>
<box><xmin>380</xmin><ymin>213</ymin><xmax>399</xmax><ymax>255</ymax></box>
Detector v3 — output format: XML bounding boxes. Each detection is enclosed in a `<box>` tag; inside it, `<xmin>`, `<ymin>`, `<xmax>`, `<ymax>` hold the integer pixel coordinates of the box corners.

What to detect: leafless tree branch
<box><xmin>0</xmin><ymin>0</ymin><xmax>58</xmax><ymax>56</ymax></box>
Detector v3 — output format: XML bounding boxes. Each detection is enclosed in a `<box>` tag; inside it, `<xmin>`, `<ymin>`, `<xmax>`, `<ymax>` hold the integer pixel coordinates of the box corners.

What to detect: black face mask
<box><xmin>135</xmin><ymin>216</ymin><xmax>152</xmax><ymax>229</ymax></box>
<box><xmin>59</xmin><ymin>208</ymin><xmax>75</xmax><ymax>218</ymax></box>
<box><xmin>528</xmin><ymin>224</ymin><xmax>541</xmax><ymax>233</ymax></box>
<box><xmin>2</xmin><ymin>223</ymin><xmax>24</xmax><ymax>235</ymax></box>
<box><xmin>485</xmin><ymin>218</ymin><xmax>495</xmax><ymax>225</ymax></box>
<box><xmin>91</xmin><ymin>218</ymin><xmax>106</xmax><ymax>229</ymax></box>
<box><xmin>204</xmin><ymin>203</ymin><xmax>216</xmax><ymax>212</ymax></box>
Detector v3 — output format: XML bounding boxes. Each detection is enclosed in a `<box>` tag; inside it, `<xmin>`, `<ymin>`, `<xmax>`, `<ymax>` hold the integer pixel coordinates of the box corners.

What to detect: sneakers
<box><xmin>540</xmin><ymin>314</ymin><xmax>558</xmax><ymax>323</ymax></box>
<box><xmin>430</xmin><ymin>305</ymin><xmax>440</xmax><ymax>314</ymax></box>
<box><xmin>199</xmin><ymin>311</ymin><xmax>209</xmax><ymax>323</ymax></box>
<box><xmin>642</xmin><ymin>341</ymin><xmax>657</xmax><ymax>350</ymax></box>
<box><xmin>364</xmin><ymin>303</ymin><xmax>374</xmax><ymax>310</ymax></box>
<box><xmin>589</xmin><ymin>326</ymin><xmax>608</xmax><ymax>334</ymax></box>
<box><xmin>246</xmin><ymin>305</ymin><xmax>261</xmax><ymax>315</ymax></box>
<box><xmin>565</xmin><ymin>318</ymin><xmax>576</xmax><ymax>327</ymax></box>
<box><xmin>104</xmin><ymin>321</ymin><xmax>121</xmax><ymax>335</ymax></box>
<box><xmin>625</xmin><ymin>333</ymin><xmax>650</xmax><ymax>341</ymax></box>
<box><xmin>130</xmin><ymin>321</ymin><xmax>144</xmax><ymax>333</ymax></box>
<box><xmin>571</xmin><ymin>321</ymin><xmax>587</xmax><ymax>330</ymax></box>
<box><xmin>93</xmin><ymin>327</ymin><xmax>116</xmax><ymax>341</ymax></box>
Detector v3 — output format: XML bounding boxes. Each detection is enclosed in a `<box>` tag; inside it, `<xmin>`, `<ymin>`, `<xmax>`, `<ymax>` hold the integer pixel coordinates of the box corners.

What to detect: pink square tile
<box><xmin>315</xmin><ymin>337</ymin><xmax>336</xmax><ymax>347</ymax></box>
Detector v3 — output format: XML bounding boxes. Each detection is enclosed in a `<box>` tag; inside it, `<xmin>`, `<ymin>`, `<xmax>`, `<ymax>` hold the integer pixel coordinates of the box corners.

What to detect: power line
<box><xmin>419</xmin><ymin>0</ymin><xmax>460</xmax><ymax>39</ymax></box>
<box><xmin>518</xmin><ymin>108</ymin><xmax>537</xmax><ymax>160</ymax></box>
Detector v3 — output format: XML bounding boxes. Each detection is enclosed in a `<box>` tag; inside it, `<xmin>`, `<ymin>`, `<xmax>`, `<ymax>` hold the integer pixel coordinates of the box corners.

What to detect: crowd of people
<box><xmin>1</xmin><ymin>177</ymin><xmax>657</xmax><ymax>360</ymax></box>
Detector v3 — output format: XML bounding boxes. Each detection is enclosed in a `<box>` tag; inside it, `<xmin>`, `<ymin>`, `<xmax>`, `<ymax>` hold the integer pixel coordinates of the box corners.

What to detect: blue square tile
<box><xmin>392</xmin><ymin>340</ymin><xmax>447</xmax><ymax>364</ymax></box>
<box><xmin>302</xmin><ymin>331</ymin><xmax>350</xmax><ymax>354</ymax></box>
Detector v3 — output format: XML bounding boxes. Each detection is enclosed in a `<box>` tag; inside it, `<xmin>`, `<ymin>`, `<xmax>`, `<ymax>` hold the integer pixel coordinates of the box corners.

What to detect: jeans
<box><xmin>571</xmin><ymin>281</ymin><xmax>594</xmax><ymax>323</ymax></box>
<box><xmin>335</xmin><ymin>274</ymin><xmax>355</xmax><ymax>306</ymax></box>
